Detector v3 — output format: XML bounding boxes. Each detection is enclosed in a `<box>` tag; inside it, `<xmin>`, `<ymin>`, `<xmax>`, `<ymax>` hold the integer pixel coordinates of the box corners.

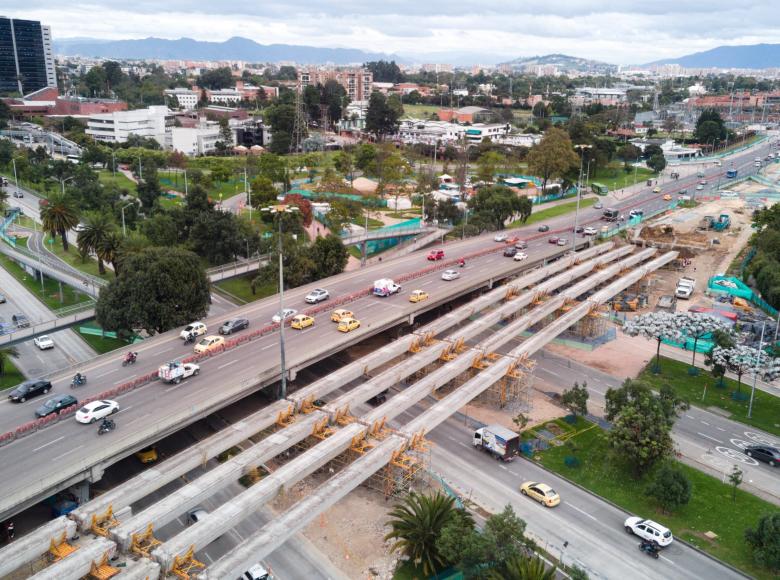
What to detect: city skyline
<box><xmin>4</xmin><ymin>1</ymin><xmax>780</xmax><ymax>64</ymax></box>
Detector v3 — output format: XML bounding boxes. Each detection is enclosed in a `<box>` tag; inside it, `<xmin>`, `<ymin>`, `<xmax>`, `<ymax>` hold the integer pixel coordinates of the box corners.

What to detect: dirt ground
<box><xmin>546</xmin><ymin>332</ymin><xmax>657</xmax><ymax>379</ymax></box>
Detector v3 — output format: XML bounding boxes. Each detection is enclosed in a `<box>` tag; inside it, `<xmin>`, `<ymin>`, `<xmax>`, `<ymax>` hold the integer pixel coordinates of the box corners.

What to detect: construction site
<box><xmin>0</xmin><ymin>242</ymin><xmax>678</xmax><ymax>580</ymax></box>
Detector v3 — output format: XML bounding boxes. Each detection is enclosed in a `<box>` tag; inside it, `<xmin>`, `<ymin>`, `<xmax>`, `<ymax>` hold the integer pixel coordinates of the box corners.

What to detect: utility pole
<box><xmin>291</xmin><ymin>84</ymin><xmax>307</xmax><ymax>154</ymax></box>
<box><xmin>748</xmin><ymin>321</ymin><xmax>767</xmax><ymax>419</ymax></box>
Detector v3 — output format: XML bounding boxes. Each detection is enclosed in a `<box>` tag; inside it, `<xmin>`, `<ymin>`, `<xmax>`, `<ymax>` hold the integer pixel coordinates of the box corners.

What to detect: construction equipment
<box><xmin>712</xmin><ymin>214</ymin><xmax>731</xmax><ymax>232</ymax></box>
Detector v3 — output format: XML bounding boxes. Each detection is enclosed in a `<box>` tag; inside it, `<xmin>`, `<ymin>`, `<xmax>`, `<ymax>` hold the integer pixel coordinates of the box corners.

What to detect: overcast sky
<box><xmin>4</xmin><ymin>1</ymin><xmax>779</xmax><ymax>64</ymax></box>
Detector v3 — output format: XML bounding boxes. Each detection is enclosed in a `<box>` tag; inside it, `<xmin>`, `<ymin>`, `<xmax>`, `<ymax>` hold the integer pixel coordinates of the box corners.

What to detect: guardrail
<box><xmin>0</xmin><ymin>307</ymin><xmax>97</xmax><ymax>348</ymax></box>
<box><xmin>205</xmin><ymin>255</ymin><xmax>270</xmax><ymax>280</ymax></box>
<box><xmin>340</xmin><ymin>225</ymin><xmax>439</xmax><ymax>245</ymax></box>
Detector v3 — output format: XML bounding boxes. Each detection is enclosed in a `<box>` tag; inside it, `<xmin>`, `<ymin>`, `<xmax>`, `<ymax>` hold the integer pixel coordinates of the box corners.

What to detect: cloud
<box><xmin>7</xmin><ymin>1</ymin><xmax>780</xmax><ymax>64</ymax></box>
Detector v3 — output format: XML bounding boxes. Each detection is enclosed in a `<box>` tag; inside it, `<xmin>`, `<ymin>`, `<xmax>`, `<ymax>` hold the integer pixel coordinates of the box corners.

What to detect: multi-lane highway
<box><xmin>0</xmin><ymin>137</ymin><xmax>773</xmax><ymax>526</ymax></box>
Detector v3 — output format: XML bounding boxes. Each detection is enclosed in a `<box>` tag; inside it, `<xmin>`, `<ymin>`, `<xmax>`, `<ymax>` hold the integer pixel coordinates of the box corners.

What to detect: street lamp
<box><xmin>261</xmin><ymin>203</ymin><xmax>299</xmax><ymax>400</ymax></box>
<box><xmin>60</xmin><ymin>175</ymin><xmax>75</xmax><ymax>195</ymax></box>
<box><xmin>573</xmin><ymin>144</ymin><xmax>592</xmax><ymax>248</ymax></box>
<box><xmin>120</xmin><ymin>202</ymin><xmax>134</xmax><ymax>237</ymax></box>
<box><xmin>137</xmin><ymin>155</ymin><xmax>143</xmax><ymax>181</ymax></box>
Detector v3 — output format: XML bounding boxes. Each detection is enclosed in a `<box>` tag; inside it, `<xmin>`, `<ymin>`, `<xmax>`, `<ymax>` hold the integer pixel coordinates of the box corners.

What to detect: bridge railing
<box><xmin>206</xmin><ymin>255</ymin><xmax>270</xmax><ymax>280</ymax></box>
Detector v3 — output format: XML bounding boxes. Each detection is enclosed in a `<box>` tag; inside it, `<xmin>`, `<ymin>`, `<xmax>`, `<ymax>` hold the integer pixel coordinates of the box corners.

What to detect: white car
<box><xmin>493</xmin><ymin>233</ymin><xmax>508</xmax><ymax>242</ymax></box>
<box><xmin>583</xmin><ymin>226</ymin><xmax>598</xmax><ymax>236</ymax></box>
<box><xmin>696</xmin><ymin>184</ymin><xmax>704</xmax><ymax>191</ymax></box>
<box><xmin>33</xmin><ymin>335</ymin><xmax>54</xmax><ymax>350</ymax></box>
<box><xmin>441</xmin><ymin>269</ymin><xmax>460</xmax><ymax>281</ymax></box>
<box><xmin>241</xmin><ymin>562</ymin><xmax>272</xmax><ymax>580</ymax></box>
<box><xmin>272</xmin><ymin>308</ymin><xmax>297</xmax><ymax>323</ymax></box>
<box><xmin>180</xmin><ymin>322</ymin><xmax>207</xmax><ymax>340</ymax></box>
<box><xmin>556</xmin><ymin>238</ymin><xmax>568</xmax><ymax>246</ymax></box>
<box><xmin>624</xmin><ymin>516</ymin><xmax>673</xmax><ymax>547</ymax></box>
<box><xmin>76</xmin><ymin>400</ymin><xmax>120</xmax><ymax>424</ymax></box>
<box><xmin>304</xmin><ymin>288</ymin><xmax>329</xmax><ymax>304</ymax></box>
<box><xmin>513</xmin><ymin>252</ymin><xmax>528</xmax><ymax>261</ymax></box>
<box><xmin>74</xmin><ymin>223</ymin><xmax>87</xmax><ymax>232</ymax></box>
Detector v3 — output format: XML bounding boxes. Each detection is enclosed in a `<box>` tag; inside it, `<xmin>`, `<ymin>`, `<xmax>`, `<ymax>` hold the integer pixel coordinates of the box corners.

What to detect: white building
<box><xmin>164</xmin><ymin>88</ymin><xmax>199</xmax><ymax>110</ymax></box>
<box><xmin>85</xmin><ymin>106</ymin><xmax>171</xmax><ymax>145</ymax></box>
<box><xmin>687</xmin><ymin>83</ymin><xmax>707</xmax><ymax>97</ymax></box>
<box><xmin>463</xmin><ymin>123</ymin><xmax>511</xmax><ymax>144</ymax></box>
<box><xmin>169</xmin><ymin>118</ymin><xmax>223</xmax><ymax>156</ymax></box>
<box><xmin>208</xmin><ymin>89</ymin><xmax>242</xmax><ymax>105</ymax></box>
<box><xmin>397</xmin><ymin>119</ymin><xmax>466</xmax><ymax>144</ymax></box>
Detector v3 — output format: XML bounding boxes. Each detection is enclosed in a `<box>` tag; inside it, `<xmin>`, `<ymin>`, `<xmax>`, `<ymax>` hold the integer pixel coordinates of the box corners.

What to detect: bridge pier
<box><xmin>72</xmin><ymin>480</ymin><xmax>91</xmax><ymax>505</ymax></box>
<box><xmin>360</xmin><ymin>241</ymin><xmax>367</xmax><ymax>266</ymax></box>
<box><xmin>88</xmin><ymin>464</ymin><xmax>104</xmax><ymax>484</ymax></box>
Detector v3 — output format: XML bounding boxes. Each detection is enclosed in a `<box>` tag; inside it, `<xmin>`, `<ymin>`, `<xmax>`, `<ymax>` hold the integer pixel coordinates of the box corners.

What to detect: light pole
<box><xmin>748</xmin><ymin>321</ymin><xmax>766</xmax><ymax>419</ymax></box>
<box><xmin>60</xmin><ymin>175</ymin><xmax>75</xmax><ymax>195</ymax></box>
<box><xmin>183</xmin><ymin>169</ymin><xmax>188</xmax><ymax>196</ymax></box>
<box><xmin>11</xmin><ymin>157</ymin><xmax>19</xmax><ymax>191</ymax></box>
<box><xmin>573</xmin><ymin>144</ymin><xmax>592</xmax><ymax>248</ymax></box>
<box><xmin>120</xmin><ymin>202</ymin><xmax>134</xmax><ymax>237</ymax></box>
<box><xmin>111</xmin><ymin>151</ymin><xmax>116</xmax><ymax>176</ymax></box>
<box><xmin>137</xmin><ymin>155</ymin><xmax>143</xmax><ymax>181</ymax></box>
<box><xmin>261</xmin><ymin>203</ymin><xmax>298</xmax><ymax>399</ymax></box>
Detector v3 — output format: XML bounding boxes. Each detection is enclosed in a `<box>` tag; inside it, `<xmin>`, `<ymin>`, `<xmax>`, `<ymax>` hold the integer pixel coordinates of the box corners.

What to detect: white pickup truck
<box><xmin>373</xmin><ymin>278</ymin><xmax>402</xmax><ymax>297</ymax></box>
<box><xmin>675</xmin><ymin>277</ymin><xmax>696</xmax><ymax>299</ymax></box>
<box><xmin>158</xmin><ymin>361</ymin><xmax>200</xmax><ymax>384</ymax></box>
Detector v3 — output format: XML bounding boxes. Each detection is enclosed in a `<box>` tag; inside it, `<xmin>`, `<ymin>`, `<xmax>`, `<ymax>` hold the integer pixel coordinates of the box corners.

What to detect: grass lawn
<box><xmin>589</xmin><ymin>163</ymin><xmax>655</xmax><ymax>192</ymax></box>
<box><xmin>352</xmin><ymin>217</ymin><xmax>386</xmax><ymax>230</ymax></box>
<box><xmin>640</xmin><ymin>357</ymin><xmax>780</xmax><ymax>437</ymax></box>
<box><xmin>0</xmin><ymin>254</ymin><xmax>93</xmax><ymax>310</ymax></box>
<box><xmin>509</xmin><ymin>197</ymin><xmax>598</xmax><ymax>228</ymax></box>
<box><xmin>97</xmin><ymin>170</ymin><xmax>138</xmax><ymax>195</ymax></box>
<box><xmin>535</xmin><ymin>416</ymin><xmax>776</xmax><ymax>579</ymax></box>
<box><xmin>0</xmin><ymin>359</ymin><xmax>26</xmax><ymax>391</ymax></box>
<box><xmin>77</xmin><ymin>323</ymin><xmax>133</xmax><ymax>355</ymax></box>
<box><xmin>158</xmin><ymin>170</ymin><xmax>246</xmax><ymax>201</ymax></box>
<box><xmin>402</xmin><ymin>104</ymin><xmax>441</xmax><ymax>119</ymax></box>
<box><xmin>42</xmin><ymin>236</ymin><xmax>112</xmax><ymax>281</ymax></box>
<box><xmin>214</xmin><ymin>275</ymin><xmax>276</xmax><ymax>304</ymax></box>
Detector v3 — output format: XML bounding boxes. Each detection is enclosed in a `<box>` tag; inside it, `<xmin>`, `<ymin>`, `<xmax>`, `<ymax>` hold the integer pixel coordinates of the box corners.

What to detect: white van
<box><xmin>239</xmin><ymin>563</ymin><xmax>271</xmax><ymax>580</ymax></box>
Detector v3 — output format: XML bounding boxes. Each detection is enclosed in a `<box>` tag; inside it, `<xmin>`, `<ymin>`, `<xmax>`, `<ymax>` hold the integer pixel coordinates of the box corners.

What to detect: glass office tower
<box><xmin>0</xmin><ymin>17</ymin><xmax>56</xmax><ymax>96</ymax></box>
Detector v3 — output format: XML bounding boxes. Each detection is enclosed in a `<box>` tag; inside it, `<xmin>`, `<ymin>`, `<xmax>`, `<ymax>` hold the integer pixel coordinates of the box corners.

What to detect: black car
<box><xmin>575</xmin><ymin>226</ymin><xmax>584</xmax><ymax>233</ymax></box>
<box><xmin>12</xmin><ymin>313</ymin><xmax>30</xmax><ymax>328</ymax></box>
<box><xmin>538</xmin><ymin>225</ymin><xmax>550</xmax><ymax>232</ymax></box>
<box><xmin>9</xmin><ymin>379</ymin><xmax>52</xmax><ymax>403</ymax></box>
<box><xmin>219</xmin><ymin>318</ymin><xmax>250</xmax><ymax>335</ymax></box>
<box><xmin>744</xmin><ymin>444</ymin><xmax>780</xmax><ymax>467</ymax></box>
<box><xmin>503</xmin><ymin>247</ymin><xmax>518</xmax><ymax>257</ymax></box>
<box><xmin>35</xmin><ymin>394</ymin><xmax>78</xmax><ymax>418</ymax></box>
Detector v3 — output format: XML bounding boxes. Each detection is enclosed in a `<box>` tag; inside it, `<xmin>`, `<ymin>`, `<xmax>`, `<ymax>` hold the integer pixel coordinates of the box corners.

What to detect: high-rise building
<box><xmin>0</xmin><ymin>17</ymin><xmax>56</xmax><ymax>96</ymax></box>
<box><xmin>298</xmin><ymin>67</ymin><xmax>373</xmax><ymax>102</ymax></box>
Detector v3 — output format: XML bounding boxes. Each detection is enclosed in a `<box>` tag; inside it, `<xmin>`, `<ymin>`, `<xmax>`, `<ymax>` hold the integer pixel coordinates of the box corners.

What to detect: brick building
<box><xmin>298</xmin><ymin>67</ymin><xmax>373</xmax><ymax>101</ymax></box>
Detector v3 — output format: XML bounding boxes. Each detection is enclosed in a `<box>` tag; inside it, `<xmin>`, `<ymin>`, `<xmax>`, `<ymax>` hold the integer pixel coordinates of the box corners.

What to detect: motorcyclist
<box><xmin>186</xmin><ymin>331</ymin><xmax>196</xmax><ymax>344</ymax></box>
<box><xmin>73</xmin><ymin>372</ymin><xmax>84</xmax><ymax>385</ymax></box>
<box><xmin>100</xmin><ymin>417</ymin><xmax>115</xmax><ymax>431</ymax></box>
<box><xmin>125</xmin><ymin>351</ymin><xmax>137</xmax><ymax>363</ymax></box>
<box><xmin>458</xmin><ymin>257</ymin><xmax>465</xmax><ymax>267</ymax></box>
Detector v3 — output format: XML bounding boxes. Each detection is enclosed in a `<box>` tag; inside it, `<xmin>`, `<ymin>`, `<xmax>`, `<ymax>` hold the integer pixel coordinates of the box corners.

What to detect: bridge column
<box><xmin>71</xmin><ymin>480</ymin><xmax>90</xmax><ymax>505</ymax></box>
<box><xmin>408</xmin><ymin>313</ymin><xmax>415</xmax><ymax>326</ymax></box>
<box><xmin>88</xmin><ymin>464</ymin><xmax>104</xmax><ymax>484</ymax></box>
<box><xmin>360</xmin><ymin>241</ymin><xmax>367</xmax><ymax>267</ymax></box>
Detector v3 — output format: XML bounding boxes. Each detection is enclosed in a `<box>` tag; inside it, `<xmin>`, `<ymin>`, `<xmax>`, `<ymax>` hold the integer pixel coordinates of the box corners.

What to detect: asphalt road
<box><xmin>0</xmin><ymin>138</ymin><xmax>773</xmax><ymax>520</ymax></box>
<box><xmin>534</xmin><ymin>349</ymin><xmax>780</xmax><ymax>505</ymax></box>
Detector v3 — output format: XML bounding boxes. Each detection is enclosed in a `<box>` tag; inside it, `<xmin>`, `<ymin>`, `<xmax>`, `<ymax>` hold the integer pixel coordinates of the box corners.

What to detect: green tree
<box><xmin>365</xmin><ymin>60</ymin><xmax>404</xmax><ymax>83</ymax></box>
<box><xmin>560</xmin><ymin>381</ymin><xmax>589</xmax><ymax>417</ymax></box>
<box><xmin>265</xmin><ymin>103</ymin><xmax>297</xmax><ymax>154</ymax></box>
<box><xmin>137</xmin><ymin>167</ymin><xmax>162</xmax><ymax>211</ymax></box>
<box><xmin>198</xmin><ymin>67</ymin><xmax>234</xmax><ymax>90</ymax></box>
<box><xmin>745</xmin><ymin>512</ymin><xmax>780</xmax><ymax>572</ymax></box>
<box><xmin>309</xmin><ymin>234</ymin><xmax>348</xmax><ymax>277</ymax></box>
<box><xmin>695</xmin><ymin>109</ymin><xmax>727</xmax><ymax>145</ymax></box>
<box><xmin>365</xmin><ymin>91</ymin><xmax>401</xmax><ymax>140</ymax></box>
<box><xmin>333</xmin><ymin>151</ymin><xmax>355</xmax><ymax>184</ymax></box>
<box><xmin>476</xmin><ymin>150</ymin><xmax>505</xmax><ymax>184</ymax></box>
<box><xmin>490</xmin><ymin>555</ymin><xmax>556</xmax><ymax>580</ymax></box>
<box><xmin>526</xmin><ymin>127</ymin><xmax>579</xmax><ymax>191</ymax></box>
<box><xmin>647</xmin><ymin>153</ymin><xmax>667</xmax><ymax>173</ymax></box>
<box><xmin>728</xmin><ymin>465</ymin><xmax>743</xmax><ymax>502</ymax></box>
<box><xmin>41</xmin><ymin>193</ymin><xmax>79</xmax><ymax>251</ymax></box>
<box><xmin>76</xmin><ymin>210</ymin><xmax>117</xmax><ymax>275</ymax></box>
<box><xmin>469</xmin><ymin>185</ymin><xmax>527</xmax><ymax>231</ymax></box>
<box><xmin>188</xmin><ymin>211</ymin><xmax>244</xmax><ymax>265</ymax></box>
<box><xmin>96</xmin><ymin>247</ymin><xmax>210</xmax><ymax>335</ymax></box>
<box><xmin>482</xmin><ymin>505</ymin><xmax>529</xmax><ymax>570</ymax></box>
<box><xmin>436</xmin><ymin>509</ymin><xmax>484</xmax><ymax>577</ymax></box>
<box><xmin>384</xmin><ymin>491</ymin><xmax>456</xmax><ymax>577</ymax></box>
<box><xmin>354</xmin><ymin>143</ymin><xmax>377</xmax><ymax>173</ymax></box>
<box><xmin>646</xmin><ymin>464</ymin><xmax>692</xmax><ymax>513</ymax></box>
<box><xmin>0</xmin><ymin>346</ymin><xmax>19</xmax><ymax>376</ymax></box>
<box><xmin>249</xmin><ymin>176</ymin><xmax>278</xmax><ymax>208</ymax></box>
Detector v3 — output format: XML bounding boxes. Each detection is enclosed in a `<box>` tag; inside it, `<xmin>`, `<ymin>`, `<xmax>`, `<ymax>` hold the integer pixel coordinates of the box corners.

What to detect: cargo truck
<box><xmin>473</xmin><ymin>424</ymin><xmax>520</xmax><ymax>461</ymax></box>
<box><xmin>675</xmin><ymin>277</ymin><xmax>696</xmax><ymax>299</ymax></box>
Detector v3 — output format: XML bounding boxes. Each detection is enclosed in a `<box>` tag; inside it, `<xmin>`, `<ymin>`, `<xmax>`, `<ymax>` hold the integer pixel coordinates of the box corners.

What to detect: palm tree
<box><xmin>41</xmin><ymin>193</ymin><xmax>79</xmax><ymax>252</ymax></box>
<box><xmin>0</xmin><ymin>346</ymin><xmax>20</xmax><ymax>376</ymax></box>
<box><xmin>96</xmin><ymin>230</ymin><xmax>122</xmax><ymax>275</ymax></box>
<box><xmin>489</xmin><ymin>555</ymin><xmax>556</xmax><ymax>580</ymax></box>
<box><xmin>77</xmin><ymin>211</ymin><xmax>116</xmax><ymax>274</ymax></box>
<box><xmin>114</xmin><ymin>231</ymin><xmax>149</xmax><ymax>275</ymax></box>
<box><xmin>384</xmin><ymin>491</ymin><xmax>455</xmax><ymax>576</ymax></box>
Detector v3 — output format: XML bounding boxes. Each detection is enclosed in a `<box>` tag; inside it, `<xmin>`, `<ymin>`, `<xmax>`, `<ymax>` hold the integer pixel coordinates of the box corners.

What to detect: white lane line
<box><xmin>544</xmin><ymin>369</ymin><xmax>561</xmax><ymax>378</ymax></box>
<box><xmin>499</xmin><ymin>464</ymin><xmax>508</xmax><ymax>471</ymax></box>
<box><xmin>685</xmin><ymin>414</ymin><xmax>695</xmax><ymax>419</ymax></box>
<box><xmin>700</xmin><ymin>420</ymin><xmax>710</xmax><ymax>426</ymax></box>
<box><xmin>218</xmin><ymin>359</ymin><xmax>239</xmax><ymax>370</ymax></box>
<box><xmin>57</xmin><ymin>444</ymin><xmax>84</xmax><ymax>459</ymax></box>
<box><xmin>164</xmin><ymin>384</ymin><xmax>182</xmax><ymax>393</ymax></box>
<box><xmin>211</xmin><ymin>293</ymin><xmax>224</xmax><ymax>304</ymax></box>
<box><xmin>95</xmin><ymin>369</ymin><xmax>118</xmax><ymax>379</ymax></box>
<box><xmin>457</xmin><ymin>441</ymin><xmax>469</xmax><ymax>449</ymax></box>
<box><xmin>565</xmin><ymin>502</ymin><xmax>599</xmax><ymax>522</ymax></box>
<box><xmin>33</xmin><ymin>435</ymin><xmax>65</xmax><ymax>452</ymax></box>
<box><xmin>697</xmin><ymin>432</ymin><xmax>723</xmax><ymax>444</ymax></box>
<box><xmin>121</xmin><ymin>405</ymin><xmax>133</xmax><ymax>413</ymax></box>
<box><xmin>157</xmin><ymin>346</ymin><xmax>173</xmax><ymax>354</ymax></box>
<box><xmin>114</xmin><ymin>375</ymin><xmax>136</xmax><ymax>385</ymax></box>
<box><xmin>660</xmin><ymin>555</ymin><xmax>675</xmax><ymax>564</ymax></box>
<box><xmin>420</xmin><ymin>280</ymin><xmax>434</xmax><ymax>286</ymax></box>
<box><xmin>260</xmin><ymin>343</ymin><xmax>275</xmax><ymax>351</ymax></box>
<box><xmin>717</xmin><ymin>427</ymin><xmax>726</xmax><ymax>432</ymax></box>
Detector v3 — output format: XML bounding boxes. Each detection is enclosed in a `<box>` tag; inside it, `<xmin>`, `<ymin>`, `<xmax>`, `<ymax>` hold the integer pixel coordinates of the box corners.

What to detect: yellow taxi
<box><xmin>409</xmin><ymin>290</ymin><xmax>429</xmax><ymax>303</ymax></box>
<box><xmin>291</xmin><ymin>314</ymin><xmax>315</xmax><ymax>329</ymax></box>
<box><xmin>331</xmin><ymin>309</ymin><xmax>354</xmax><ymax>323</ymax></box>
<box><xmin>194</xmin><ymin>335</ymin><xmax>225</xmax><ymax>354</ymax></box>
<box><xmin>520</xmin><ymin>481</ymin><xmax>561</xmax><ymax>507</ymax></box>
<box><xmin>663</xmin><ymin>193</ymin><xmax>672</xmax><ymax>201</ymax></box>
<box><xmin>337</xmin><ymin>317</ymin><xmax>361</xmax><ymax>333</ymax></box>
<box><xmin>135</xmin><ymin>446</ymin><xmax>158</xmax><ymax>464</ymax></box>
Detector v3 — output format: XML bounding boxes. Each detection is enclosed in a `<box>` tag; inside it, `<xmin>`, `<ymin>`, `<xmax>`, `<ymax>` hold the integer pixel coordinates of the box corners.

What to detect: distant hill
<box><xmin>498</xmin><ymin>53</ymin><xmax>616</xmax><ymax>74</ymax></box>
<box><xmin>648</xmin><ymin>43</ymin><xmax>780</xmax><ymax>69</ymax></box>
<box><xmin>54</xmin><ymin>36</ymin><xmax>400</xmax><ymax>65</ymax></box>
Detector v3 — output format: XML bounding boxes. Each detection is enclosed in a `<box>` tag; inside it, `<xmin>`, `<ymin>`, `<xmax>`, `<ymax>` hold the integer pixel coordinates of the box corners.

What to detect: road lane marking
<box><xmin>261</xmin><ymin>343</ymin><xmax>275</xmax><ymax>351</ymax></box>
<box><xmin>499</xmin><ymin>465</ymin><xmax>508</xmax><ymax>470</ymax></box>
<box><xmin>685</xmin><ymin>414</ymin><xmax>695</xmax><ymax>419</ymax></box>
<box><xmin>700</xmin><ymin>420</ymin><xmax>710</xmax><ymax>426</ymax></box>
<box><xmin>717</xmin><ymin>427</ymin><xmax>726</xmax><ymax>432</ymax></box>
<box><xmin>545</xmin><ymin>369</ymin><xmax>561</xmax><ymax>378</ymax></box>
<box><xmin>157</xmin><ymin>346</ymin><xmax>173</xmax><ymax>354</ymax></box>
<box><xmin>114</xmin><ymin>375</ymin><xmax>135</xmax><ymax>385</ymax></box>
<box><xmin>218</xmin><ymin>359</ymin><xmax>239</xmax><ymax>370</ymax></box>
<box><xmin>697</xmin><ymin>432</ymin><xmax>723</xmax><ymax>444</ymax></box>
<box><xmin>34</xmin><ymin>435</ymin><xmax>65</xmax><ymax>452</ymax></box>
<box><xmin>57</xmin><ymin>444</ymin><xmax>84</xmax><ymax>459</ymax></box>
<box><xmin>565</xmin><ymin>502</ymin><xmax>598</xmax><ymax>522</ymax></box>
<box><xmin>95</xmin><ymin>369</ymin><xmax>118</xmax><ymax>379</ymax></box>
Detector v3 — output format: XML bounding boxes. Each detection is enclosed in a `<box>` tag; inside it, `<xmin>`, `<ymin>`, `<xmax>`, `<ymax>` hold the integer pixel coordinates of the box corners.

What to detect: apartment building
<box><xmin>298</xmin><ymin>67</ymin><xmax>373</xmax><ymax>101</ymax></box>
<box><xmin>85</xmin><ymin>106</ymin><xmax>171</xmax><ymax>145</ymax></box>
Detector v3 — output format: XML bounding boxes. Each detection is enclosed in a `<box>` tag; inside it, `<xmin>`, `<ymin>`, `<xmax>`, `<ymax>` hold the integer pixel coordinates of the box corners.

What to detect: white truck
<box><xmin>675</xmin><ymin>277</ymin><xmax>696</xmax><ymax>299</ymax></box>
<box><xmin>473</xmin><ymin>424</ymin><xmax>520</xmax><ymax>462</ymax></box>
<box><xmin>373</xmin><ymin>278</ymin><xmax>402</xmax><ymax>297</ymax></box>
<box><xmin>158</xmin><ymin>361</ymin><xmax>200</xmax><ymax>384</ymax></box>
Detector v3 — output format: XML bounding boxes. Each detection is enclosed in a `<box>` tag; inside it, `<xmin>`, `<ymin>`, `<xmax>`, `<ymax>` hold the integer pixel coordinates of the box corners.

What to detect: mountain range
<box><xmin>54</xmin><ymin>36</ymin><xmax>400</xmax><ymax>65</ymax></box>
<box><xmin>647</xmin><ymin>43</ymin><xmax>780</xmax><ymax>69</ymax></box>
<box><xmin>498</xmin><ymin>53</ymin><xmax>616</xmax><ymax>74</ymax></box>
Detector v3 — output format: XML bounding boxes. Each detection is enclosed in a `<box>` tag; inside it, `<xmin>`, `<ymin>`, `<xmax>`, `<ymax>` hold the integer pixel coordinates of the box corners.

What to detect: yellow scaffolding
<box><xmin>311</xmin><ymin>415</ymin><xmax>335</xmax><ymax>440</ymax></box>
<box><xmin>170</xmin><ymin>545</ymin><xmax>206</xmax><ymax>580</ymax></box>
<box><xmin>90</xmin><ymin>506</ymin><xmax>118</xmax><ymax>537</ymax></box>
<box><xmin>48</xmin><ymin>531</ymin><xmax>78</xmax><ymax>562</ymax></box>
<box><xmin>87</xmin><ymin>552</ymin><xmax>119</xmax><ymax>580</ymax></box>
<box><xmin>276</xmin><ymin>404</ymin><xmax>295</xmax><ymax>427</ymax></box>
<box><xmin>130</xmin><ymin>523</ymin><xmax>161</xmax><ymax>558</ymax></box>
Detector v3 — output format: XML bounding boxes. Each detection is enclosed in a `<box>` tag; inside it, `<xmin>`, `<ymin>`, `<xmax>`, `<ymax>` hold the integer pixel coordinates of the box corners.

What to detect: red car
<box><xmin>427</xmin><ymin>249</ymin><xmax>445</xmax><ymax>261</ymax></box>
<box><xmin>548</xmin><ymin>236</ymin><xmax>560</xmax><ymax>244</ymax></box>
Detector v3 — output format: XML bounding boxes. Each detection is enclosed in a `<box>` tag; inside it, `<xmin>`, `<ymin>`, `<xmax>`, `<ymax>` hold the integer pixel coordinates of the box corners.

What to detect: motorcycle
<box><xmin>97</xmin><ymin>419</ymin><xmax>116</xmax><ymax>436</ymax></box>
<box><xmin>638</xmin><ymin>541</ymin><xmax>659</xmax><ymax>559</ymax></box>
<box><xmin>71</xmin><ymin>374</ymin><xmax>87</xmax><ymax>388</ymax></box>
<box><xmin>458</xmin><ymin>259</ymin><xmax>465</xmax><ymax>268</ymax></box>
<box><xmin>183</xmin><ymin>333</ymin><xmax>196</xmax><ymax>345</ymax></box>
<box><xmin>122</xmin><ymin>352</ymin><xmax>138</xmax><ymax>367</ymax></box>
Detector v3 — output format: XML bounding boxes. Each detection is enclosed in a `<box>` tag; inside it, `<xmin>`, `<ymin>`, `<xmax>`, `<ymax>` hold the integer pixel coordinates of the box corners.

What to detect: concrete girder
<box><xmin>27</xmin><ymin>537</ymin><xmax>115</xmax><ymax>580</ymax></box>
<box><xmin>70</xmin><ymin>399</ymin><xmax>293</xmax><ymax>530</ymax></box>
<box><xmin>0</xmin><ymin>516</ymin><xmax>77</xmax><ymax>578</ymax></box>
<box><xmin>111</xmin><ymin>412</ymin><xmax>326</xmax><ymax>551</ymax></box>
<box><xmin>151</xmin><ymin>422</ymin><xmax>367</xmax><ymax>571</ymax></box>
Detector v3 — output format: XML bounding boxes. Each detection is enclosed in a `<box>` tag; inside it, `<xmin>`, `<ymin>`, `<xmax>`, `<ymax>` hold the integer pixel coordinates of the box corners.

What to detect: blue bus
<box><xmin>726</xmin><ymin>169</ymin><xmax>738</xmax><ymax>178</ymax></box>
